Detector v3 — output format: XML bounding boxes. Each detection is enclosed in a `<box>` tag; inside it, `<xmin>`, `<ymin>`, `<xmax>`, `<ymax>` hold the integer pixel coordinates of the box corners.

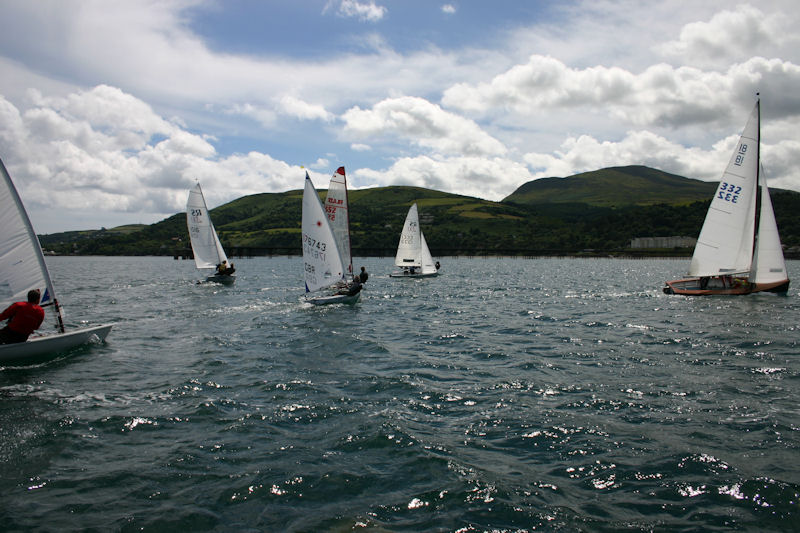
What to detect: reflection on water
<box><xmin>1</xmin><ymin>256</ymin><xmax>798</xmax><ymax>531</ymax></box>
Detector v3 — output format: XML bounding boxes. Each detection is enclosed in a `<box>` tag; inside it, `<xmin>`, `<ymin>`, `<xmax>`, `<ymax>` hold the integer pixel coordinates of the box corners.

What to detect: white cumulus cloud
<box><xmin>342</xmin><ymin>96</ymin><xmax>507</xmax><ymax>157</ymax></box>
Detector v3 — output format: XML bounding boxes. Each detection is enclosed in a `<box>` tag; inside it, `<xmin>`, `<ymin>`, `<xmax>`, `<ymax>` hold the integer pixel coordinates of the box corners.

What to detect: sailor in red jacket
<box><xmin>0</xmin><ymin>289</ymin><xmax>45</xmax><ymax>344</ymax></box>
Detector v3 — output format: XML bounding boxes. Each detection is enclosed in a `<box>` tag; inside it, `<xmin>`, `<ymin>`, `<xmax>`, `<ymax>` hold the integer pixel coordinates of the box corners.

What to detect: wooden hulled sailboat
<box><xmin>663</xmin><ymin>98</ymin><xmax>789</xmax><ymax>296</ymax></box>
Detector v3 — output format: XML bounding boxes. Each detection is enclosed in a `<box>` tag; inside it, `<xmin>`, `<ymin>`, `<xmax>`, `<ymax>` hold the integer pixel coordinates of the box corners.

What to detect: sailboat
<box><xmin>0</xmin><ymin>157</ymin><xmax>112</xmax><ymax>363</ymax></box>
<box><xmin>390</xmin><ymin>203</ymin><xmax>440</xmax><ymax>278</ymax></box>
<box><xmin>302</xmin><ymin>172</ymin><xmax>360</xmax><ymax>305</ymax></box>
<box><xmin>324</xmin><ymin>166</ymin><xmax>353</xmax><ymax>281</ymax></box>
<box><xmin>186</xmin><ymin>183</ymin><xmax>235</xmax><ymax>285</ymax></box>
<box><xmin>663</xmin><ymin>98</ymin><xmax>789</xmax><ymax>296</ymax></box>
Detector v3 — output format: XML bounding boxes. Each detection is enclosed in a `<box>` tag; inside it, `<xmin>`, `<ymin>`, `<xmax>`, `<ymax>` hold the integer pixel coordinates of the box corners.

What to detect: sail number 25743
<box><xmin>717</xmin><ymin>182</ymin><xmax>742</xmax><ymax>204</ymax></box>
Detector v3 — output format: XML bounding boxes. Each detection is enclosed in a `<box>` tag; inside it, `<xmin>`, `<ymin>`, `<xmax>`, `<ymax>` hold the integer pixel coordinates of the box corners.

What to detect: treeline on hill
<box><xmin>38</xmin><ymin>166</ymin><xmax>800</xmax><ymax>257</ymax></box>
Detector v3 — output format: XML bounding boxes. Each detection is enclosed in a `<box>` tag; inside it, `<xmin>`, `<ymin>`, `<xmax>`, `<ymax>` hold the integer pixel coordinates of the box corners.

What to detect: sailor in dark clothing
<box><xmin>358</xmin><ymin>266</ymin><xmax>369</xmax><ymax>283</ymax></box>
<box><xmin>336</xmin><ymin>275</ymin><xmax>362</xmax><ymax>296</ymax></box>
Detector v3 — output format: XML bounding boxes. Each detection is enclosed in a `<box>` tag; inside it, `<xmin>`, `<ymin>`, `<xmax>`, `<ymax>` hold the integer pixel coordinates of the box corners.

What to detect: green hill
<box><xmin>504</xmin><ymin>165</ymin><xmax>717</xmax><ymax>206</ymax></box>
<box><xmin>38</xmin><ymin>166</ymin><xmax>800</xmax><ymax>256</ymax></box>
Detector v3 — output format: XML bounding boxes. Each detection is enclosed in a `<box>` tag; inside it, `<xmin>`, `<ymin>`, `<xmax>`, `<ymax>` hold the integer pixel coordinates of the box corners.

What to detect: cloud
<box><xmin>0</xmin><ymin>86</ymin><xmax>305</xmax><ymax>229</ymax></box>
<box><xmin>659</xmin><ymin>5</ymin><xmax>790</xmax><ymax>68</ymax></box>
<box><xmin>277</xmin><ymin>96</ymin><xmax>335</xmax><ymax>122</ymax></box>
<box><xmin>355</xmin><ymin>155</ymin><xmax>532</xmax><ymax>201</ymax></box>
<box><xmin>442</xmin><ymin>54</ymin><xmax>800</xmax><ymax>128</ymax></box>
<box><xmin>442</xmin><ymin>4</ymin><xmax>456</xmax><ymax>15</ymax></box>
<box><xmin>521</xmin><ymin>124</ymin><xmax>800</xmax><ymax>193</ymax></box>
<box><xmin>523</xmin><ymin>130</ymin><xmax>712</xmax><ymax>180</ymax></box>
<box><xmin>342</xmin><ymin>96</ymin><xmax>507</xmax><ymax>156</ymax></box>
<box><xmin>225</xmin><ymin>103</ymin><xmax>278</xmax><ymax>129</ymax></box>
<box><xmin>326</xmin><ymin>0</ymin><xmax>387</xmax><ymax>22</ymax></box>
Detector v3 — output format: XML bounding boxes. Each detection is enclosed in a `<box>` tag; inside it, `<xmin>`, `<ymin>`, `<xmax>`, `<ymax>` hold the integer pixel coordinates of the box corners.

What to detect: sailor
<box><xmin>336</xmin><ymin>275</ymin><xmax>362</xmax><ymax>296</ymax></box>
<box><xmin>216</xmin><ymin>261</ymin><xmax>228</xmax><ymax>275</ymax></box>
<box><xmin>0</xmin><ymin>289</ymin><xmax>45</xmax><ymax>344</ymax></box>
<box><xmin>359</xmin><ymin>266</ymin><xmax>369</xmax><ymax>283</ymax></box>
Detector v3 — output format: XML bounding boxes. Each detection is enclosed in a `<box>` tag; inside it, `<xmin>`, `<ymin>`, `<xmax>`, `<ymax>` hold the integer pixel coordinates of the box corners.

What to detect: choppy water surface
<box><xmin>1</xmin><ymin>256</ymin><xmax>799</xmax><ymax>531</ymax></box>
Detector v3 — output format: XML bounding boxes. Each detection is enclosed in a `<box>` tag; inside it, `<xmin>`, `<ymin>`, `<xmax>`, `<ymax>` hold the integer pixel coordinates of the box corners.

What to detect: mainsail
<box><xmin>395</xmin><ymin>203</ymin><xmax>422</xmax><ymax>268</ymax></box>
<box><xmin>302</xmin><ymin>173</ymin><xmax>344</xmax><ymax>293</ymax></box>
<box><xmin>324</xmin><ymin>167</ymin><xmax>352</xmax><ymax>278</ymax></box>
<box><xmin>187</xmin><ymin>183</ymin><xmax>229</xmax><ymax>270</ymax></box>
<box><xmin>0</xmin><ymin>158</ymin><xmax>61</xmax><ymax>331</ymax></box>
<box><xmin>688</xmin><ymin>103</ymin><xmax>759</xmax><ymax>276</ymax></box>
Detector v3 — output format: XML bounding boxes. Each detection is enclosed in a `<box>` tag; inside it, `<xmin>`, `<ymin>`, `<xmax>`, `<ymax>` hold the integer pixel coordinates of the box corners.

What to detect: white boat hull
<box><xmin>306</xmin><ymin>293</ymin><xmax>361</xmax><ymax>306</ymax></box>
<box><xmin>389</xmin><ymin>270</ymin><xmax>439</xmax><ymax>278</ymax></box>
<box><xmin>0</xmin><ymin>324</ymin><xmax>113</xmax><ymax>363</ymax></box>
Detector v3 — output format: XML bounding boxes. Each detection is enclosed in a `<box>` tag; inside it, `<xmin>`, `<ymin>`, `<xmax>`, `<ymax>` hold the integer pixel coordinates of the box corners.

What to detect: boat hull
<box><xmin>0</xmin><ymin>324</ymin><xmax>113</xmax><ymax>363</ymax></box>
<box><xmin>663</xmin><ymin>277</ymin><xmax>789</xmax><ymax>296</ymax></box>
<box><xmin>306</xmin><ymin>293</ymin><xmax>361</xmax><ymax>306</ymax></box>
<box><xmin>205</xmin><ymin>274</ymin><xmax>235</xmax><ymax>285</ymax></box>
<box><xmin>389</xmin><ymin>270</ymin><xmax>439</xmax><ymax>278</ymax></box>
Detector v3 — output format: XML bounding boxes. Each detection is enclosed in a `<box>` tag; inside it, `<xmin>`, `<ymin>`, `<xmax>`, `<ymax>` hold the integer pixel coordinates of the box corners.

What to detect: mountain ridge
<box><xmin>38</xmin><ymin>166</ymin><xmax>800</xmax><ymax>256</ymax></box>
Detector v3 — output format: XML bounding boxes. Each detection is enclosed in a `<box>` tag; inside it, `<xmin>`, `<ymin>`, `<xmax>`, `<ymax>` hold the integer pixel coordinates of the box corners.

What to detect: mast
<box><xmin>343</xmin><ymin>169</ymin><xmax>353</xmax><ymax>277</ymax></box>
<box><xmin>751</xmin><ymin>95</ymin><xmax>761</xmax><ymax>269</ymax></box>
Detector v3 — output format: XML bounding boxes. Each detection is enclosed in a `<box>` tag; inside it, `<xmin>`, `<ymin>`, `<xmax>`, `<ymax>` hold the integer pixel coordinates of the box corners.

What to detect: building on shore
<box><xmin>630</xmin><ymin>236</ymin><xmax>696</xmax><ymax>249</ymax></box>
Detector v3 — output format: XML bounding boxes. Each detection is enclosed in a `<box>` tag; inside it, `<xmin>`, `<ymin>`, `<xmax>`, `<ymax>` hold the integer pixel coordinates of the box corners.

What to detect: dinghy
<box><xmin>186</xmin><ymin>183</ymin><xmax>235</xmax><ymax>285</ymax></box>
<box><xmin>302</xmin><ymin>172</ymin><xmax>360</xmax><ymax>305</ymax></box>
<box><xmin>0</xmin><ymin>157</ymin><xmax>112</xmax><ymax>363</ymax></box>
<box><xmin>390</xmin><ymin>203</ymin><xmax>439</xmax><ymax>278</ymax></box>
<box><xmin>663</xmin><ymin>98</ymin><xmax>789</xmax><ymax>295</ymax></box>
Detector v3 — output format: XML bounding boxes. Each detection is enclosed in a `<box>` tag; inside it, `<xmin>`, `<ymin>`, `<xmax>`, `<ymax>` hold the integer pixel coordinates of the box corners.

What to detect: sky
<box><xmin>1</xmin><ymin>0</ymin><xmax>799</xmax><ymax>233</ymax></box>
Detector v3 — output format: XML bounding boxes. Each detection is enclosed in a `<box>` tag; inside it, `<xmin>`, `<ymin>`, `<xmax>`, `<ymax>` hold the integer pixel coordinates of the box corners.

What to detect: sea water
<box><xmin>1</xmin><ymin>256</ymin><xmax>798</xmax><ymax>531</ymax></box>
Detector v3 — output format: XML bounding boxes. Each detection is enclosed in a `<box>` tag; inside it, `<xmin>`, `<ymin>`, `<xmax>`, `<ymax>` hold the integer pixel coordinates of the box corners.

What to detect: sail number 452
<box><xmin>717</xmin><ymin>182</ymin><xmax>741</xmax><ymax>203</ymax></box>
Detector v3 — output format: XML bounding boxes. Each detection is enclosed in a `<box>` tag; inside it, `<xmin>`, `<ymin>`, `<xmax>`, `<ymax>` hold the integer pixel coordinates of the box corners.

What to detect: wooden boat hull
<box><xmin>0</xmin><ymin>324</ymin><xmax>113</xmax><ymax>363</ymax></box>
<box><xmin>205</xmin><ymin>274</ymin><xmax>235</xmax><ymax>285</ymax></box>
<box><xmin>663</xmin><ymin>277</ymin><xmax>789</xmax><ymax>296</ymax></box>
<box><xmin>306</xmin><ymin>293</ymin><xmax>361</xmax><ymax>306</ymax></box>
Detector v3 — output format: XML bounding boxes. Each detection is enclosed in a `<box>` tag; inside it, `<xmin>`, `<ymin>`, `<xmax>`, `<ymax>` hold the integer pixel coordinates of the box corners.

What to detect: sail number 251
<box><xmin>717</xmin><ymin>182</ymin><xmax>742</xmax><ymax>203</ymax></box>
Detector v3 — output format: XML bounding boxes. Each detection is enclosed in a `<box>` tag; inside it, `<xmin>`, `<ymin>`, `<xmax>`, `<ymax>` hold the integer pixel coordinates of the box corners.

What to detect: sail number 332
<box><xmin>717</xmin><ymin>182</ymin><xmax>742</xmax><ymax>203</ymax></box>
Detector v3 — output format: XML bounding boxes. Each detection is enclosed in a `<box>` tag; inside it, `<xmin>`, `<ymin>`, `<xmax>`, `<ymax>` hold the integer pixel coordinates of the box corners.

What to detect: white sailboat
<box><xmin>324</xmin><ymin>166</ymin><xmax>353</xmax><ymax>280</ymax></box>
<box><xmin>302</xmin><ymin>172</ymin><xmax>360</xmax><ymax>305</ymax></box>
<box><xmin>186</xmin><ymin>183</ymin><xmax>235</xmax><ymax>284</ymax></box>
<box><xmin>664</xmin><ymin>98</ymin><xmax>789</xmax><ymax>295</ymax></box>
<box><xmin>390</xmin><ymin>203</ymin><xmax>440</xmax><ymax>278</ymax></box>
<box><xmin>0</xmin><ymin>157</ymin><xmax>112</xmax><ymax>363</ymax></box>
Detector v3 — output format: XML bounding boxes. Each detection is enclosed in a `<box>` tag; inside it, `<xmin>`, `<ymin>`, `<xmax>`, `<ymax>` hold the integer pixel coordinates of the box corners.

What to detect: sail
<box><xmin>0</xmin><ymin>157</ymin><xmax>60</xmax><ymax>330</ymax></box>
<box><xmin>324</xmin><ymin>167</ymin><xmax>352</xmax><ymax>278</ymax></box>
<box><xmin>688</xmin><ymin>102</ymin><xmax>760</xmax><ymax>276</ymax></box>
<box><xmin>395</xmin><ymin>203</ymin><xmax>422</xmax><ymax>267</ymax></box>
<box><xmin>751</xmin><ymin>168</ymin><xmax>788</xmax><ymax>284</ymax></box>
<box><xmin>187</xmin><ymin>183</ymin><xmax>228</xmax><ymax>270</ymax></box>
<box><xmin>419</xmin><ymin>232</ymin><xmax>437</xmax><ymax>275</ymax></box>
<box><xmin>302</xmin><ymin>173</ymin><xmax>344</xmax><ymax>293</ymax></box>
